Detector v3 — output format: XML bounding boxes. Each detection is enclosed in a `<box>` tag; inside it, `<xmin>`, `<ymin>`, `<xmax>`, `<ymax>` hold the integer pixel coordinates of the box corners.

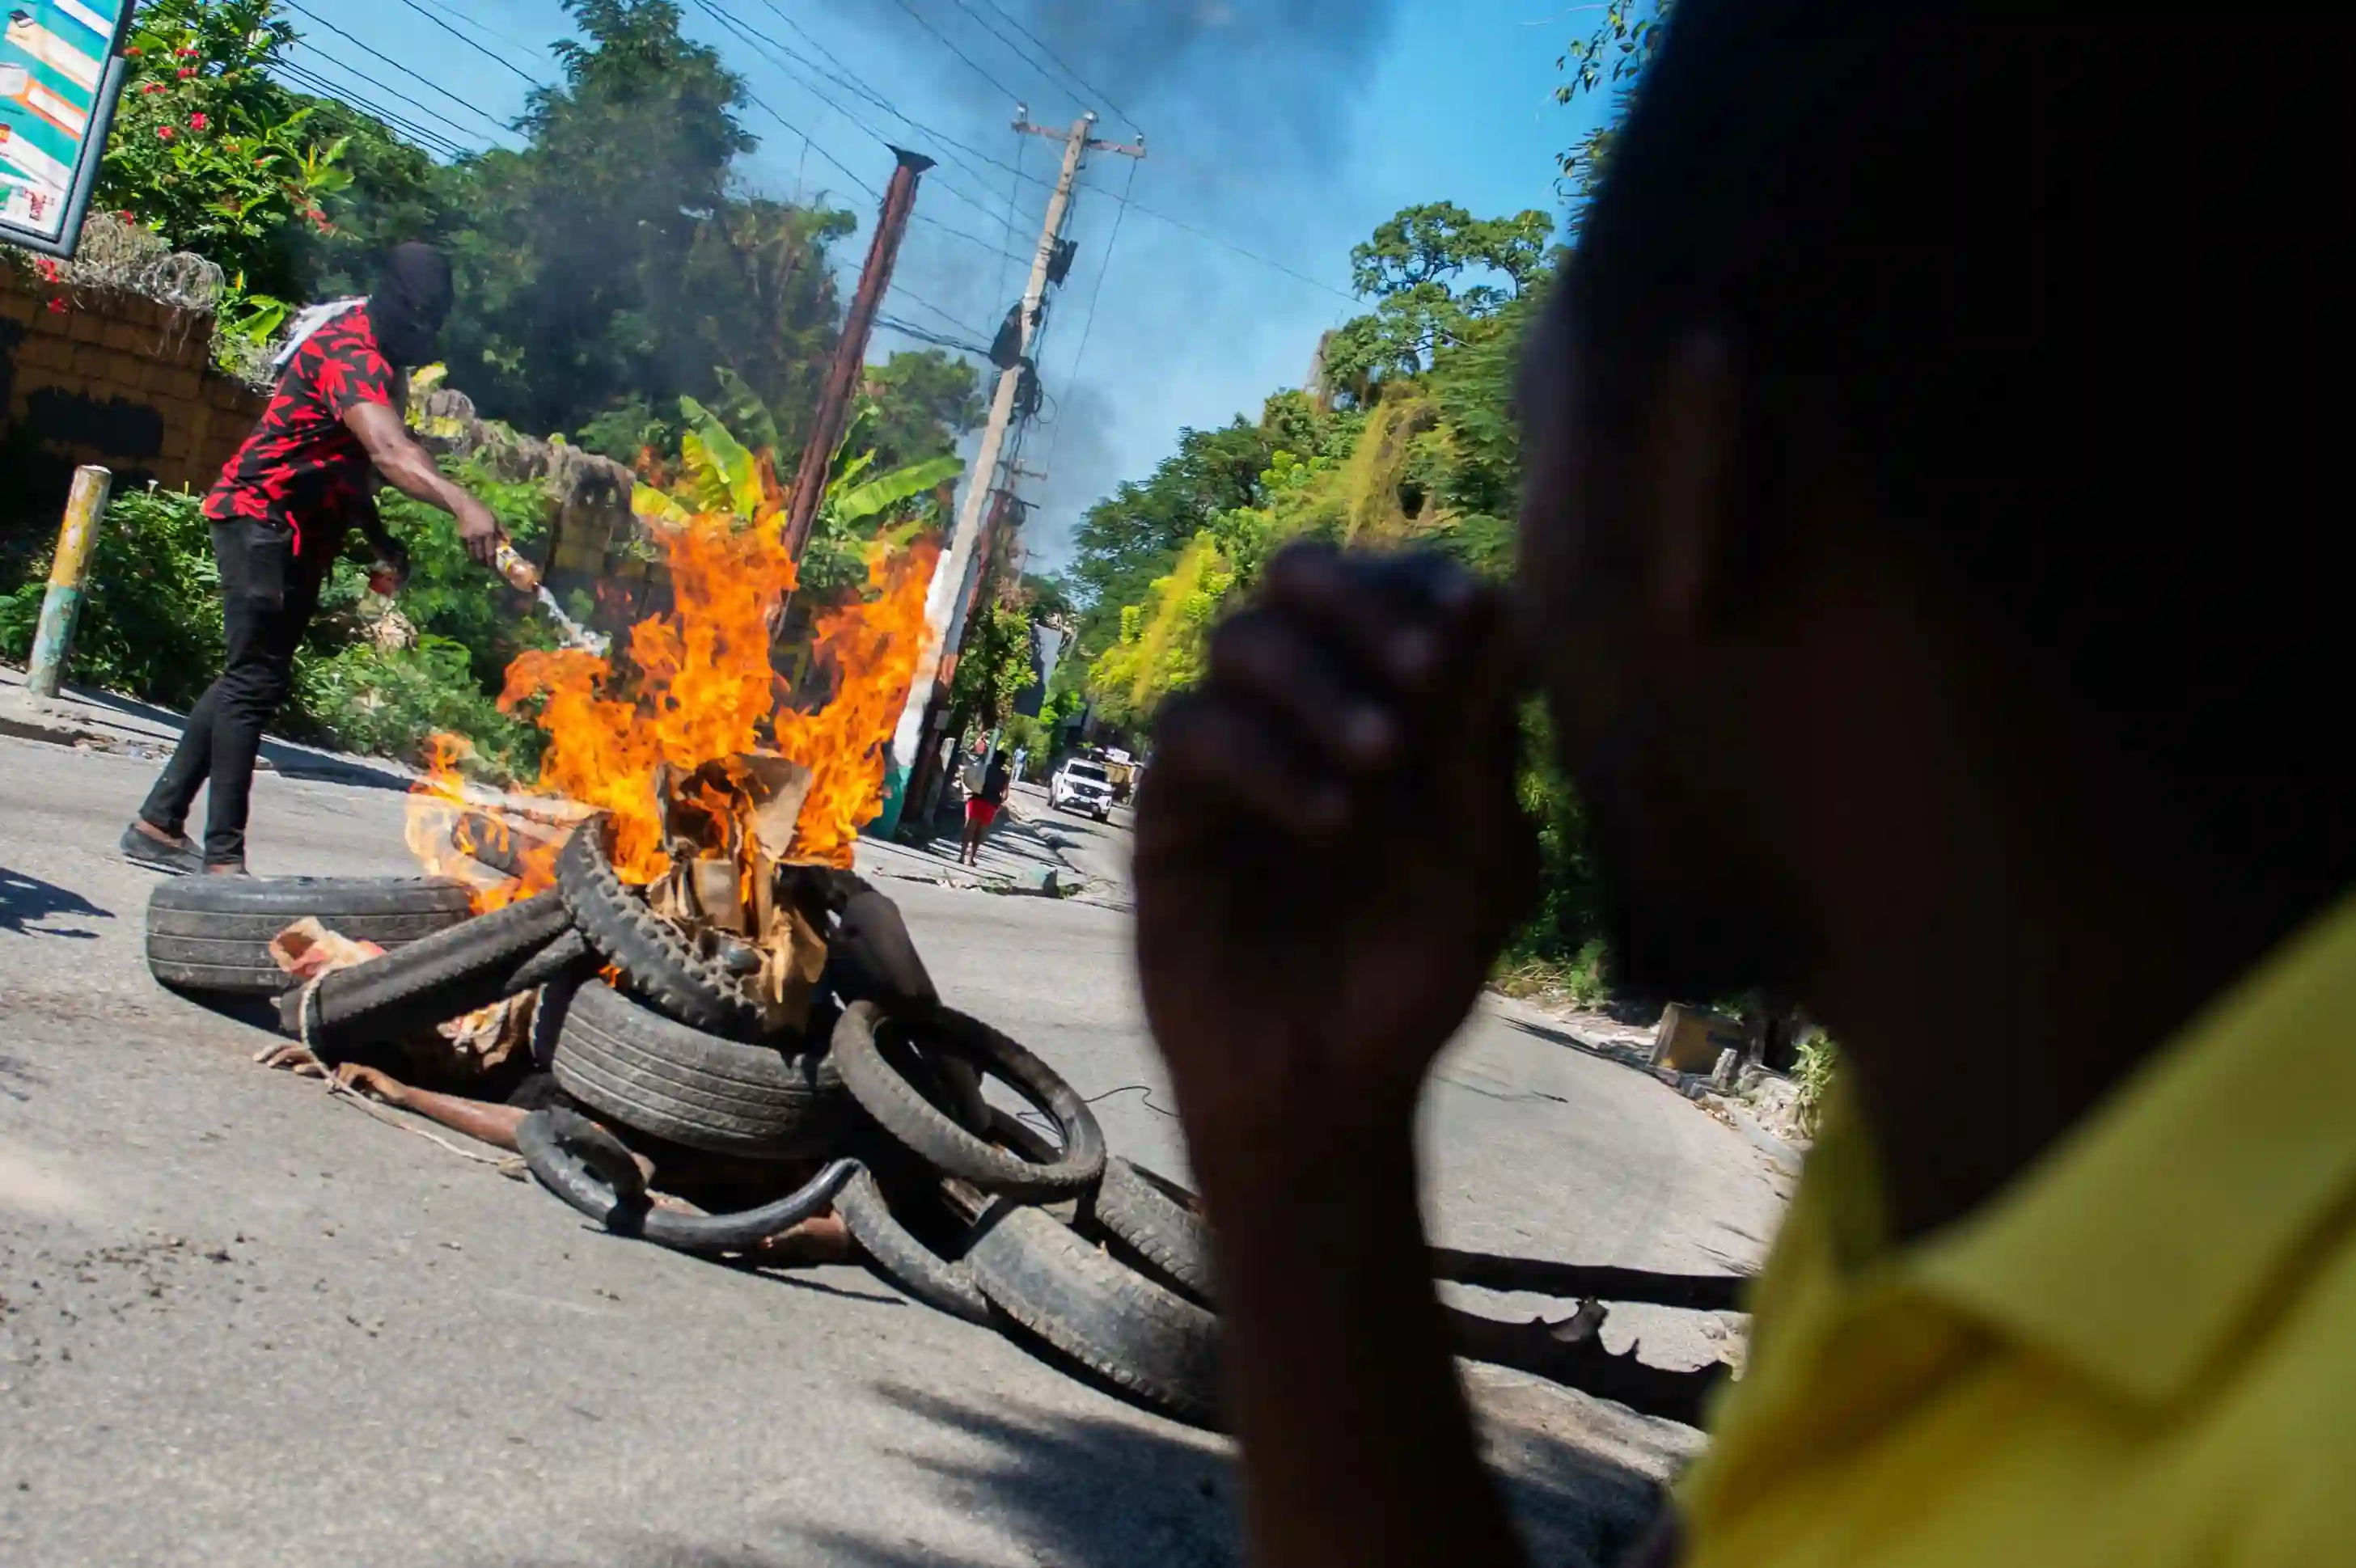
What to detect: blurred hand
<box><xmin>454</xmin><ymin>495</ymin><xmax>503</xmax><ymax>568</ymax></box>
<box><xmin>373</xmin><ymin>535</ymin><xmax>410</xmax><ymax>592</ymax></box>
<box><xmin>1136</xmin><ymin>545</ymin><xmax>1536</xmax><ymax>1179</ymax></box>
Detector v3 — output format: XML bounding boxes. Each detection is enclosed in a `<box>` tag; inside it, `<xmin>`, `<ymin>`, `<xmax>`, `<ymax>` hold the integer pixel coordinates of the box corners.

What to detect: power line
<box><xmin>939</xmin><ymin>0</ymin><xmax>1083</xmax><ymax>116</ymax></box>
<box><xmin>409</xmin><ymin>0</ymin><xmax>548</xmax><ymax>59</ymax></box>
<box><xmin>275</xmin><ymin>55</ymin><xmax>481</xmax><ymax>158</ymax></box>
<box><xmin>1041</xmin><ymin>154</ymin><xmax>1136</xmax><ymax>479</ymax></box>
<box><xmin>912</xmin><ymin>212</ymin><xmax>1030</xmax><ymax>268</ymax></box>
<box><xmin>694</xmin><ymin>1</ymin><xmax>1016</xmax><ymax>232</ymax></box>
<box><xmin>886</xmin><ymin>0</ymin><xmax>1027</xmax><ymax>108</ymax></box>
<box><xmin>703</xmin><ymin>1</ymin><xmax>1033</xmax><ymax>229</ymax></box>
<box><xmin>1120</xmin><ymin>198</ymin><xmax>1360</xmax><ymax>302</ymax></box>
<box><xmin>891</xmin><ymin>285</ymin><xmax>994</xmax><ymax>342</ymax></box>
<box><xmin>970</xmin><ymin>0</ymin><xmax>1138</xmax><ymax>133</ymax></box>
<box><xmin>287</xmin><ymin>40</ymin><xmax>508</xmax><ymax>147</ymax></box>
<box><xmin>282</xmin><ymin>2</ymin><xmax>519</xmax><ymax>141</ymax></box>
<box><xmin>391</xmin><ymin>0</ymin><xmax>548</xmax><ymax>89</ymax></box>
<box><xmin>873</xmin><ymin>315</ymin><xmax>991</xmax><ymax>357</ymax></box>
<box><xmin>712</xmin><ymin>0</ymin><xmax>1048</xmax><ymax>197</ymax></box>
<box><xmin>994</xmin><ymin>134</ymin><xmax>1022</xmax><ymax>305</ymax></box>
<box><xmin>274</xmin><ymin>61</ymin><xmax>478</xmax><ymax>162</ymax></box>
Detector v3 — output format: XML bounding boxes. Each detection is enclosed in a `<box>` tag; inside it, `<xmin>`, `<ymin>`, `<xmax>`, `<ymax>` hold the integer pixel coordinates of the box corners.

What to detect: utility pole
<box><xmin>783</xmin><ymin>148</ymin><xmax>934</xmax><ymax>563</ymax></box>
<box><xmin>879</xmin><ymin>111</ymin><xmax>1144</xmax><ymax>835</ymax></box>
<box><xmin>903</xmin><ymin>486</ymin><xmax>1015</xmax><ymax>824</ymax></box>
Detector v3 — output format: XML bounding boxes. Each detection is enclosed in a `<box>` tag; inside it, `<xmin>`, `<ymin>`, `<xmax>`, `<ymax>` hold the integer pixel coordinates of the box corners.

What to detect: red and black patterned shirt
<box><xmin>203</xmin><ymin>304</ymin><xmax>398</xmax><ymax>564</ymax></box>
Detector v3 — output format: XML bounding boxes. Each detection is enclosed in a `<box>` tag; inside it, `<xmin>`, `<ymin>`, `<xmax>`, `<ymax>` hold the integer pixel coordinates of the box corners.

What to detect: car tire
<box><xmin>1087</xmin><ymin>1158</ymin><xmax>1216</xmax><ymax>1307</ymax></box>
<box><xmin>550</xmin><ymin>977</ymin><xmax>852</xmax><ymax>1160</ymax></box>
<box><xmin>556</xmin><ymin>814</ymin><xmax>773</xmax><ymax>1039</ymax></box>
<box><xmin>966</xmin><ymin>1200</ymin><xmax>1222</xmax><ymax>1427</ymax></box>
<box><xmin>838</xmin><ymin>1110</ymin><xmax>1057</xmax><ymax>1324</ymax></box>
<box><xmin>277</xmin><ymin>891</ymin><xmax>589</xmax><ymax>1050</ymax></box>
<box><xmin>831</xmin><ymin>1001</ymin><xmax>1105</xmax><ymax>1199</ymax></box>
<box><xmin>146</xmin><ymin>876</ymin><xmax>476</xmax><ymax>995</ymax></box>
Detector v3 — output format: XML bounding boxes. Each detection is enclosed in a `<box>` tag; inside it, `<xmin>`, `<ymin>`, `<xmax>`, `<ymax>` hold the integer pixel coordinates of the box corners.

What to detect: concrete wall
<box><xmin>0</xmin><ymin>265</ymin><xmax>265</xmax><ymax>504</ymax></box>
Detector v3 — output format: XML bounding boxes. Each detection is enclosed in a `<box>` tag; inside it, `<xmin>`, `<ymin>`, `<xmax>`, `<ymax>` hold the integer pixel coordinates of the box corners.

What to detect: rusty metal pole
<box><xmin>23</xmin><ymin>466</ymin><xmax>114</xmax><ymax>701</ymax></box>
<box><xmin>782</xmin><ymin>149</ymin><xmax>934</xmax><ymax>563</ymax></box>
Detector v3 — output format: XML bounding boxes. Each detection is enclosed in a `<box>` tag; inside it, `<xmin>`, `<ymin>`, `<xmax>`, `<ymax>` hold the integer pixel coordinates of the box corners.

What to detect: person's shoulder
<box><xmin>322</xmin><ymin>306</ymin><xmax>389</xmax><ymax>359</ymax></box>
<box><xmin>2173</xmin><ymin>1227</ymin><xmax>2356</xmax><ymax>1561</ymax></box>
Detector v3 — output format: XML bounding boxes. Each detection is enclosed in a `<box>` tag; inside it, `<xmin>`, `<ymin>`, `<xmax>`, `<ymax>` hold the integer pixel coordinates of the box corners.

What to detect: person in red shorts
<box><xmin>961</xmin><ymin>749</ymin><xmax>1013</xmax><ymax>866</ymax></box>
<box><xmin>120</xmin><ymin>243</ymin><xmax>509</xmax><ymax>876</ymax></box>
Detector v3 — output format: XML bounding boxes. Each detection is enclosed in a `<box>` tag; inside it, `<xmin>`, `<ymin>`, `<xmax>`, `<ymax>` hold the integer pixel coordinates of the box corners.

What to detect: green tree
<box><xmin>1322</xmin><ymin>202</ymin><xmax>1553</xmax><ymax>393</ymax></box>
<box><xmin>947</xmin><ymin>601</ymin><xmax>1037</xmax><ymax>736</ymax></box>
<box><xmin>866</xmin><ymin>350</ymin><xmax>986</xmax><ymax>470</ymax></box>
<box><xmin>1555</xmin><ymin>2</ymin><xmax>1674</xmax><ymax>220</ymax></box>
<box><xmin>1021</xmin><ymin>572</ymin><xmax>1077</xmax><ymax>624</ymax></box>
<box><xmin>95</xmin><ymin>0</ymin><xmax>353</xmax><ymax>302</ymax></box>
<box><xmin>1066</xmin><ymin>418</ymin><xmax>1282</xmax><ymax>655</ymax></box>
<box><xmin>431</xmin><ymin>1</ymin><xmax>852</xmax><ymax>446</ymax></box>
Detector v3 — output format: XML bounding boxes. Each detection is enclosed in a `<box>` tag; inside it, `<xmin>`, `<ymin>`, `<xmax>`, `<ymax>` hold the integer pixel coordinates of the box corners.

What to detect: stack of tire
<box><xmin>827</xmin><ymin>1002</ymin><xmax>1225</xmax><ymax>1426</ymax></box>
<box><xmin>146</xmin><ymin>811</ymin><xmax>1226</xmax><ymax>1426</ymax></box>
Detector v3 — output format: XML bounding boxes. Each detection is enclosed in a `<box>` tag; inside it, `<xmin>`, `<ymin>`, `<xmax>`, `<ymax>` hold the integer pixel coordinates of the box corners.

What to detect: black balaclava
<box><xmin>369</xmin><ymin>243</ymin><xmax>452</xmax><ymax>368</ymax></box>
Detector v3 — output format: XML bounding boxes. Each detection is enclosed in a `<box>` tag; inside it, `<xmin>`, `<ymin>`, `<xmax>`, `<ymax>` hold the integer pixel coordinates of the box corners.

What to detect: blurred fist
<box><xmin>1136</xmin><ymin>545</ymin><xmax>1536</xmax><ymax>1177</ymax></box>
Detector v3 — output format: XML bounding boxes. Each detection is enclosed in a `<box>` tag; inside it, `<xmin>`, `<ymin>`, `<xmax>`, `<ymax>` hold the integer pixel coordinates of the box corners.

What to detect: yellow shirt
<box><xmin>1680</xmin><ymin>894</ymin><xmax>2356</xmax><ymax>1566</ymax></box>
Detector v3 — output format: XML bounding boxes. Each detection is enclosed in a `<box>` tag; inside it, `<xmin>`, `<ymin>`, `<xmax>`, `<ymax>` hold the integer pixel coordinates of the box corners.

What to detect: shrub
<box><xmin>0</xmin><ymin>484</ymin><xmax>226</xmax><ymax>708</ymax></box>
<box><xmin>1791</xmin><ymin>1031</ymin><xmax>1838</xmax><ymax>1138</ymax></box>
<box><xmin>0</xmin><ymin>460</ymin><xmax>556</xmax><ymax>784</ymax></box>
<box><xmin>290</xmin><ymin>636</ymin><xmax>543</xmax><ymax>781</ymax></box>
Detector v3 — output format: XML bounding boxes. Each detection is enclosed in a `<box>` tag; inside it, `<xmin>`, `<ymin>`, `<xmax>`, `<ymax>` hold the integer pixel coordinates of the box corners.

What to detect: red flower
<box><xmin>33</xmin><ymin>256</ymin><xmax>61</xmax><ymax>281</ymax></box>
<box><xmin>156</xmin><ymin>125</ymin><xmax>176</xmax><ymax>141</ymax></box>
<box><xmin>141</xmin><ymin>82</ymin><xmax>167</xmax><ymax>95</ymax></box>
<box><xmin>189</xmin><ymin>112</ymin><xmax>210</xmax><ymax>131</ymax></box>
<box><xmin>176</xmin><ymin>47</ymin><xmax>200</xmax><ymax>59</ymax></box>
<box><xmin>124</xmin><ymin>45</ymin><xmax>143</xmax><ymax>57</ymax></box>
<box><xmin>47</xmin><ymin>298</ymin><xmax>70</xmax><ymax>315</ymax></box>
<box><xmin>176</xmin><ymin>66</ymin><xmax>196</xmax><ymax>78</ymax></box>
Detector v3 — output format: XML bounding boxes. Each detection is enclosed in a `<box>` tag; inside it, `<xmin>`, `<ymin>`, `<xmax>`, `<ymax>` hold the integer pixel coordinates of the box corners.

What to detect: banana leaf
<box><xmin>827</xmin><ymin>454</ymin><xmax>963</xmax><ymax>527</ymax></box>
<box><xmin>677</xmin><ymin>395</ymin><xmax>766</xmax><ymax>519</ymax></box>
<box><xmin>712</xmin><ymin>366</ymin><xmax>781</xmax><ymax>453</ymax></box>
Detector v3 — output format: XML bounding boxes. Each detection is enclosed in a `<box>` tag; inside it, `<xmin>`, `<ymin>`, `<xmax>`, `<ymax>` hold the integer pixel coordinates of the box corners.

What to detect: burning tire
<box><xmin>556</xmin><ymin>814</ymin><xmax>773</xmax><ymax>1040</ymax></box>
<box><xmin>831</xmin><ymin>1002</ymin><xmax>1106</xmax><ymax>1200</ymax></box>
<box><xmin>965</xmin><ymin>1200</ymin><xmax>1223</xmax><ymax>1427</ymax></box>
<box><xmin>549</xmin><ymin>977</ymin><xmax>852</xmax><ymax>1160</ymax></box>
<box><xmin>275</xmin><ymin>892</ymin><xmax>593</xmax><ymax>1052</ymax></box>
<box><xmin>1087</xmin><ymin>1159</ymin><xmax>1216</xmax><ymax>1308</ymax></box>
<box><xmin>146</xmin><ymin>876</ymin><xmax>475</xmax><ymax>996</ymax></box>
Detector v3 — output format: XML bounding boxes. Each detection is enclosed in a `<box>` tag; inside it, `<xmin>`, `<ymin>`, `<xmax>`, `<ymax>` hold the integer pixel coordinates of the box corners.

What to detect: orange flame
<box><xmin>407</xmin><ymin>505</ymin><xmax>937</xmax><ymax>906</ymax></box>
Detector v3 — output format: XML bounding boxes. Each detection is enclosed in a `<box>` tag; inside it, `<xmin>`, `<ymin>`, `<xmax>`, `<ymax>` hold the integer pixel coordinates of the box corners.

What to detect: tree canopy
<box><xmin>1321</xmin><ymin>201</ymin><xmax>1553</xmax><ymax>394</ymax></box>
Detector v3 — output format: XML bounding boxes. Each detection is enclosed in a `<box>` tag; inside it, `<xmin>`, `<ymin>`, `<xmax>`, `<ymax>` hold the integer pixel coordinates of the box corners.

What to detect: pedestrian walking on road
<box><xmin>1133</xmin><ymin>7</ymin><xmax>2356</xmax><ymax>1568</ymax></box>
<box><xmin>960</xmin><ymin>750</ymin><xmax>1013</xmax><ymax>866</ymax></box>
<box><xmin>121</xmin><ymin>244</ymin><xmax>509</xmax><ymax>877</ymax></box>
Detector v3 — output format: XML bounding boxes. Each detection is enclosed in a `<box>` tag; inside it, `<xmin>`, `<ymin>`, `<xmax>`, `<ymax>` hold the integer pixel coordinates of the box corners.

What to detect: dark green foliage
<box><xmin>290</xmin><ymin>636</ymin><xmax>545</xmax><ymax>779</ymax></box>
<box><xmin>0</xmin><ymin>467</ymin><xmax>556</xmax><ymax>781</ymax></box>
<box><xmin>1021</xmin><ymin>572</ymin><xmax>1078</xmax><ymax>624</ymax></box>
<box><xmin>866</xmin><ymin>351</ymin><xmax>987</xmax><ymax>470</ymax></box>
<box><xmin>435</xmin><ymin>2</ymin><xmax>854</xmax><ymax>450</ymax></box>
<box><xmin>948</xmin><ymin>601</ymin><xmax>1037</xmax><ymax>734</ymax></box>
<box><xmin>0</xmin><ymin>484</ymin><xmax>226</xmax><ymax>711</ymax></box>
<box><xmin>1067</xmin><ymin>420</ymin><xmax>1282</xmax><ymax>657</ymax></box>
<box><xmin>1322</xmin><ymin>202</ymin><xmax>1554</xmax><ymax>394</ymax></box>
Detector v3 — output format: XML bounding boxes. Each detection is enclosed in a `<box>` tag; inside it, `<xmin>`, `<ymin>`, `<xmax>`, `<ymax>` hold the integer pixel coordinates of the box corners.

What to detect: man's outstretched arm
<box><xmin>1136</xmin><ymin>544</ymin><xmax>1538</xmax><ymax>1568</ymax></box>
<box><xmin>344</xmin><ymin>401</ymin><xmax>504</xmax><ymax>566</ymax></box>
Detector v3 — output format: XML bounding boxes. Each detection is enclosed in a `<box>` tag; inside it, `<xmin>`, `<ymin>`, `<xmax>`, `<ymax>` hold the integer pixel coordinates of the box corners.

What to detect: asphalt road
<box><xmin>0</xmin><ymin>731</ymin><xmax>1791</xmax><ymax>1568</ymax></box>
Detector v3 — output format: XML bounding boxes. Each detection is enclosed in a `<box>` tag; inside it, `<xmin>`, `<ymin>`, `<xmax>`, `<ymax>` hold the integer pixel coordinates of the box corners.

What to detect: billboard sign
<box><xmin>2</xmin><ymin>2</ymin><xmax>135</xmax><ymax>257</ymax></box>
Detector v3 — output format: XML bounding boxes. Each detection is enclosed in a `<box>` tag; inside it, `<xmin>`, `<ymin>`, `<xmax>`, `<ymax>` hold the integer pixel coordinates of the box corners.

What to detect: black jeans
<box><xmin>140</xmin><ymin>521</ymin><xmax>321</xmax><ymax>866</ymax></box>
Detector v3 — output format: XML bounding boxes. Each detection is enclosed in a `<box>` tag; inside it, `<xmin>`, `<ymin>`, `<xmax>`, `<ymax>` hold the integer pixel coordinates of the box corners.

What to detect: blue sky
<box><xmin>293</xmin><ymin>0</ymin><xmax>1609</xmax><ymax>568</ymax></box>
